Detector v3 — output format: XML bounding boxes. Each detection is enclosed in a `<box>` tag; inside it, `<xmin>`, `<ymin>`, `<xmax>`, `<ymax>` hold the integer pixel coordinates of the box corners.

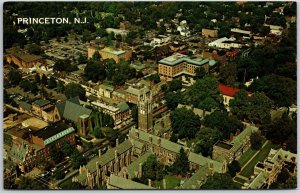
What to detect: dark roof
<box><xmin>32</xmin><ymin>121</ymin><xmax>70</xmax><ymax>140</ymax></box>
<box><xmin>32</xmin><ymin>99</ymin><xmax>51</xmax><ymax>107</ymax></box>
<box><xmin>13</xmin><ymin>53</ymin><xmax>43</xmax><ymax>63</ymax></box>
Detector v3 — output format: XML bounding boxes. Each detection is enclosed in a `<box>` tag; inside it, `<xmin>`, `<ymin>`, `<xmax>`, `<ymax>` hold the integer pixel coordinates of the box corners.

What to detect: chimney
<box><xmin>236</xmin><ymin>129</ymin><xmax>241</xmax><ymax>136</ymax></box>
<box><xmin>163</xmin><ymin>133</ymin><xmax>167</xmax><ymax>139</ymax></box>
<box><xmin>115</xmin><ymin>150</ymin><xmax>118</xmax><ymax>160</ymax></box>
<box><xmin>138</xmin><ymin>163</ymin><xmax>143</xmax><ymax>177</ymax></box>
<box><xmin>98</xmin><ymin>149</ymin><xmax>101</xmax><ymax>158</ymax></box>
<box><xmin>79</xmin><ymin>166</ymin><xmax>82</xmax><ymax>174</ymax></box>
<box><xmin>116</xmin><ymin>138</ymin><xmax>119</xmax><ymax>146</ymax></box>
<box><xmin>157</xmin><ymin>137</ymin><xmax>161</xmax><ymax>146</ymax></box>
<box><xmin>229</xmin><ymin>133</ymin><xmax>234</xmax><ymax>141</ymax></box>
<box><xmin>163</xmin><ymin>178</ymin><xmax>166</xmax><ymax>189</ymax></box>
<box><xmin>148</xmin><ymin>179</ymin><xmax>152</xmax><ymax>187</ymax></box>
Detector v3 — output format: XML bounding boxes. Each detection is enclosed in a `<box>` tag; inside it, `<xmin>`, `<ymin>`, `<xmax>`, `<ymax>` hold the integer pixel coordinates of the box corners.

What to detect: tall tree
<box><xmin>7</xmin><ymin>67</ymin><xmax>22</xmax><ymax>86</ymax></box>
<box><xmin>230</xmin><ymin>90</ymin><xmax>273</xmax><ymax>125</ymax></box>
<box><xmin>171</xmin><ymin>148</ymin><xmax>189</xmax><ymax>176</ymax></box>
<box><xmin>142</xmin><ymin>155</ymin><xmax>164</xmax><ymax>181</ymax></box>
<box><xmin>227</xmin><ymin>160</ymin><xmax>241</xmax><ymax>177</ymax></box>
<box><xmin>185</xmin><ymin>75</ymin><xmax>223</xmax><ymax>111</ymax></box>
<box><xmin>65</xmin><ymin>83</ymin><xmax>86</xmax><ymax>101</ymax></box>
<box><xmin>250</xmin><ymin>132</ymin><xmax>264</xmax><ymax>150</ymax></box>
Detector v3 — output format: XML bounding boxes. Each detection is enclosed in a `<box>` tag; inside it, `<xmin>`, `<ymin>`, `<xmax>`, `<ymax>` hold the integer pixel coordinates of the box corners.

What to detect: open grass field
<box><xmin>152</xmin><ymin>175</ymin><xmax>182</xmax><ymax>189</ymax></box>
<box><xmin>239</xmin><ymin>141</ymin><xmax>274</xmax><ymax>177</ymax></box>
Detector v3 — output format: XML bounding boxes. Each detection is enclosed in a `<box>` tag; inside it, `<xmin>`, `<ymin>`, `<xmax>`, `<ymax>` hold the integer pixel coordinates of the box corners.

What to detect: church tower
<box><xmin>138</xmin><ymin>91</ymin><xmax>153</xmax><ymax>133</ymax></box>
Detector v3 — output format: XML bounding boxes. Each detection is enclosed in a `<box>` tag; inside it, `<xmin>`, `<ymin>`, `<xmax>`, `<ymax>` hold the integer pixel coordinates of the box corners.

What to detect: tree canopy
<box><xmin>170</xmin><ymin>148</ymin><xmax>189</xmax><ymax>176</ymax></box>
<box><xmin>170</xmin><ymin>107</ymin><xmax>201</xmax><ymax>139</ymax></box>
<box><xmin>249</xmin><ymin>75</ymin><xmax>296</xmax><ymax>107</ymax></box>
<box><xmin>230</xmin><ymin>90</ymin><xmax>273</xmax><ymax>125</ymax></box>
<box><xmin>64</xmin><ymin>83</ymin><xmax>86</xmax><ymax>101</ymax></box>
<box><xmin>142</xmin><ymin>154</ymin><xmax>165</xmax><ymax>181</ymax></box>
<box><xmin>185</xmin><ymin>75</ymin><xmax>223</xmax><ymax>111</ymax></box>
<box><xmin>201</xmin><ymin>173</ymin><xmax>238</xmax><ymax>189</ymax></box>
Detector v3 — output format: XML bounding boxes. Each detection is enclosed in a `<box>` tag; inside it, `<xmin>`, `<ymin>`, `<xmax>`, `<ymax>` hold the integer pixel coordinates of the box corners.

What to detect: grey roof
<box><xmin>127</xmin><ymin>151</ymin><xmax>153</xmax><ymax>179</ymax></box>
<box><xmin>32</xmin><ymin>99</ymin><xmax>50</xmax><ymax>107</ymax></box>
<box><xmin>56</xmin><ymin>97</ymin><xmax>92</xmax><ymax>123</ymax></box>
<box><xmin>108</xmin><ymin>175</ymin><xmax>155</xmax><ymax>189</ymax></box>
<box><xmin>125</xmin><ymin>86</ymin><xmax>149</xmax><ymax>96</ymax></box>
<box><xmin>77</xmin><ymin>140</ymin><xmax>133</xmax><ymax>181</ymax></box>
<box><xmin>130</xmin><ymin>128</ymin><xmax>182</xmax><ymax>154</ymax></box>
<box><xmin>181</xmin><ymin>164</ymin><xmax>209</xmax><ymax>189</ymax></box>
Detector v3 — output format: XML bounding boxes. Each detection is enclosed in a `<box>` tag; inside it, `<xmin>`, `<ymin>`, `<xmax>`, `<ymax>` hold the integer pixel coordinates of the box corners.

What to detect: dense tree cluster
<box><xmin>84</xmin><ymin>58</ymin><xmax>136</xmax><ymax>86</ymax></box>
<box><xmin>230</xmin><ymin>90</ymin><xmax>273</xmax><ymax>125</ymax></box>
<box><xmin>261</xmin><ymin>112</ymin><xmax>297</xmax><ymax>153</ymax></box>
<box><xmin>249</xmin><ymin>75</ymin><xmax>296</xmax><ymax>107</ymax></box>
<box><xmin>170</xmin><ymin>107</ymin><xmax>201</xmax><ymax>140</ymax></box>
<box><xmin>64</xmin><ymin>83</ymin><xmax>86</xmax><ymax>101</ymax></box>
<box><xmin>204</xmin><ymin>111</ymin><xmax>244</xmax><ymax>139</ymax></box>
<box><xmin>185</xmin><ymin>76</ymin><xmax>223</xmax><ymax>111</ymax></box>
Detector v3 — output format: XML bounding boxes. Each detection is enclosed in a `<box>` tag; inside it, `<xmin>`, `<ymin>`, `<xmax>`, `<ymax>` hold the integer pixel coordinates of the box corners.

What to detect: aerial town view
<box><xmin>3</xmin><ymin>1</ymin><xmax>297</xmax><ymax>190</ymax></box>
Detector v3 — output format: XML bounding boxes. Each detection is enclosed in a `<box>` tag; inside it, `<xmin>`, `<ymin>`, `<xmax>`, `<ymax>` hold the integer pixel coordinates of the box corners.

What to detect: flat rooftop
<box><xmin>101</xmin><ymin>47</ymin><xmax>125</xmax><ymax>55</ymax></box>
<box><xmin>159</xmin><ymin>53</ymin><xmax>209</xmax><ymax>66</ymax></box>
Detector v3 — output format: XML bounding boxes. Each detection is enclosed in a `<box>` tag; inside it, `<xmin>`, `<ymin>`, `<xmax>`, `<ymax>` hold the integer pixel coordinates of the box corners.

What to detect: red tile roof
<box><xmin>218</xmin><ymin>84</ymin><xmax>240</xmax><ymax>97</ymax></box>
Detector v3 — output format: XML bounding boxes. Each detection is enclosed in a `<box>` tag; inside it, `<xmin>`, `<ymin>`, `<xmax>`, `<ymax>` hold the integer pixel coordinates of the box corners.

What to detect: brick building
<box><xmin>5</xmin><ymin>53</ymin><xmax>46</xmax><ymax>68</ymax></box>
<box><xmin>158</xmin><ymin>53</ymin><xmax>217</xmax><ymax>81</ymax></box>
<box><xmin>88</xmin><ymin>46</ymin><xmax>132</xmax><ymax>63</ymax></box>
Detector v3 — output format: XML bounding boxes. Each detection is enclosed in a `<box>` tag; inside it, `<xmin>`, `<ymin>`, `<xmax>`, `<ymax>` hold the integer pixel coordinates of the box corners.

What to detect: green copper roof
<box><xmin>44</xmin><ymin>127</ymin><xmax>75</xmax><ymax>145</ymax></box>
<box><xmin>117</xmin><ymin>102</ymin><xmax>130</xmax><ymax>112</ymax></box>
<box><xmin>101</xmin><ymin>47</ymin><xmax>125</xmax><ymax>55</ymax></box>
<box><xmin>127</xmin><ymin>151</ymin><xmax>153</xmax><ymax>179</ymax></box>
<box><xmin>159</xmin><ymin>54</ymin><xmax>210</xmax><ymax>67</ymax></box>
<box><xmin>108</xmin><ymin>175</ymin><xmax>155</xmax><ymax>189</ymax></box>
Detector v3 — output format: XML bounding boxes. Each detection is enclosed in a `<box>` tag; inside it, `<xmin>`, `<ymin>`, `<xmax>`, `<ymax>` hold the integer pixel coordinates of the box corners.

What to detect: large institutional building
<box><xmin>88</xmin><ymin>45</ymin><xmax>132</xmax><ymax>63</ymax></box>
<box><xmin>158</xmin><ymin>53</ymin><xmax>217</xmax><ymax>81</ymax></box>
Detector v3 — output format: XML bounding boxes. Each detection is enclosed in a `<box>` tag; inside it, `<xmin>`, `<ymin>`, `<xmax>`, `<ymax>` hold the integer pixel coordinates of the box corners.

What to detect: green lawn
<box><xmin>238</xmin><ymin>148</ymin><xmax>258</xmax><ymax>167</ymax></box>
<box><xmin>59</xmin><ymin>177</ymin><xmax>73</xmax><ymax>189</ymax></box>
<box><xmin>239</xmin><ymin>141</ymin><xmax>274</xmax><ymax>177</ymax></box>
<box><xmin>152</xmin><ymin>175</ymin><xmax>181</xmax><ymax>189</ymax></box>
